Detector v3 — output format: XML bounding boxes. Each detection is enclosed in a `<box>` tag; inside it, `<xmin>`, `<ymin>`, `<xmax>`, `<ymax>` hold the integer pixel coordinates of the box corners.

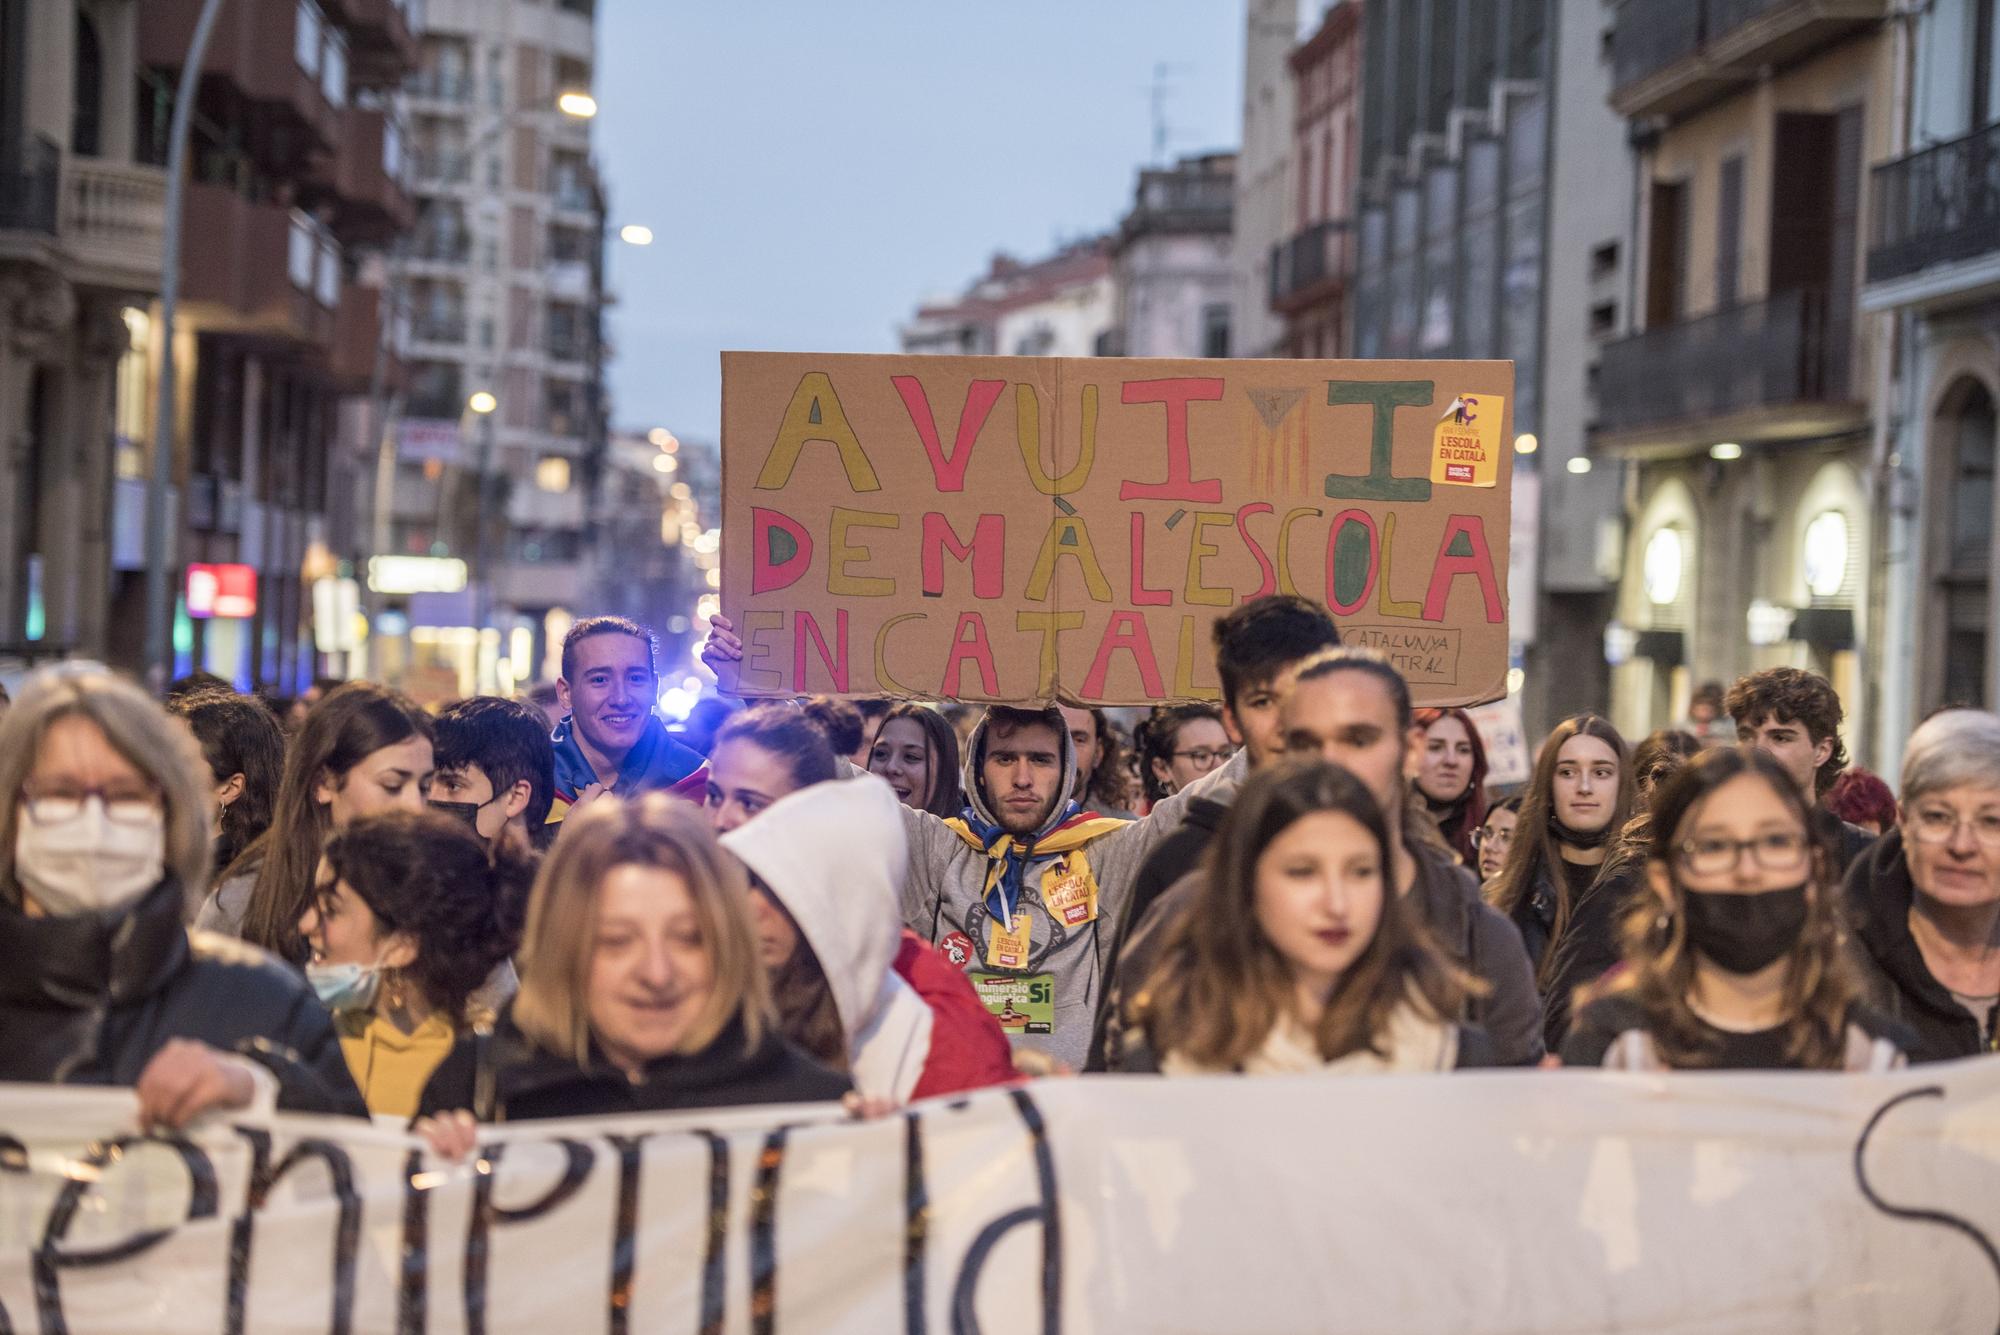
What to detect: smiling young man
<box><xmin>1725</xmin><ymin>667</ymin><xmax>1875</xmax><ymax>873</ymax></box>
<box><xmin>549</xmin><ymin>617</ymin><xmax>706</xmax><ymax>827</ymax></box>
<box><xmin>895</xmin><ymin>703</ymin><xmax>1229</xmax><ymax>1069</ymax></box>
<box><xmin>1092</xmin><ymin>648</ymin><xmax>1545</xmax><ymax>1069</ymax></box>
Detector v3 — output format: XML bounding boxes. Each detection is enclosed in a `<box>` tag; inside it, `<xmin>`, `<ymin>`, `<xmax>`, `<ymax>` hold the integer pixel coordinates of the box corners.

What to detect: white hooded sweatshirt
<box><xmin>720</xmin><ymin>775</ymin><xmax>936</xmax><ymax>1103</ymax></box>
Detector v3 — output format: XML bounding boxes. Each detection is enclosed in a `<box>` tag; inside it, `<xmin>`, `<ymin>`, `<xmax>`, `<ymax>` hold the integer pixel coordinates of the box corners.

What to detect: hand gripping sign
<box><xmin>721</xmin><ymin>353</ymin><xmax>1513</xmax><ymax>706</ymax></box>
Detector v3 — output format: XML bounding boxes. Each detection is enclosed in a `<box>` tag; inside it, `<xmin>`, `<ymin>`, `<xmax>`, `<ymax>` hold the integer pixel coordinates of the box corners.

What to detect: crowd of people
<box><xmin>4</xmin><ymin>600</ymin><xmax>1997</xmax><ymax>1154</ymax></box>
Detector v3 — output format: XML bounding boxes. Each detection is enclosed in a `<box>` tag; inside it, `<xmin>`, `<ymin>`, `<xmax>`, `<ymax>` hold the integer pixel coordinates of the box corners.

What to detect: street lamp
<box><xmin>468</xmin><ymin>390</ymin><xmax>497</xmax><ymax>416</ymax></box>
<box><xmin>467</xmin><ymin>390</ymin><xmax>499</xmax><ymax>657</ymax></box>
<box><xmin>618</xmin><ymin>224</ymin><xmax>654</xmax><ymax>246</ymax></box>
<box><xmin>557</xmin><ymin>91</ymin><xmax>598</xmax><ymax>119</ymax></box>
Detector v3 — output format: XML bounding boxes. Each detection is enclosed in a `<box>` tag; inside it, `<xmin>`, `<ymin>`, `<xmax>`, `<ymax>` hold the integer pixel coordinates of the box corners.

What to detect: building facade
<box><xmin>1595</xmin><ymin>2</ymin><xmax>1888</xmax><ymax>761</ymax></box>
<box><xmin>1862</xmin><ymin>0</ymin><xmax>2000</xmax><ymax>767</ymax></box>
<box><xmin>1233</xmin><ymin>0</ymin><xmax>1308</xmax><ymax>359</ymax></box>
<box><xmin>899</xmin><ymin>238</ymin><xmax>1115</xmax><ymax>358</ymax></box>
<box><xmin>384</xmin><ymin>0</ymin><xmax>601</xmax><ymax>698</ymax></box>
<box><xmin>0</xmin><ymin>0</ymin><xmax>165</xmax><ymax>676</ymax></box>
<box><xmin>1110</xmin><ymin>151</ymin><xmax>1236</xmax><ymax>359</ymax></box>
<box><xmin>1270</xmin><ymin>1</ymin><xmax>1361</xmax><ymax>360</ymax></box>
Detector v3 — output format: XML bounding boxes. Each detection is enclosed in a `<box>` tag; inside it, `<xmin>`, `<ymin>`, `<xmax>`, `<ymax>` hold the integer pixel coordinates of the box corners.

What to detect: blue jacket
<box><xmin>548</xmin><ymin>713</ymin><xmax>706</xmax><ymax>823</ymax></box>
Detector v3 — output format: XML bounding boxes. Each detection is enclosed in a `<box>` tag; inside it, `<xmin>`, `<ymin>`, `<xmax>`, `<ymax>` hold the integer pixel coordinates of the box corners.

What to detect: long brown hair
<box><xmin>1411</xmin><ymin>705</ymin><xmax>1489</xmax><ymax>863</ymax></box>
<box><xmin>1136</xmin><ymin>761</ymin><xmax>1468</xmax><ymax>1070</ymax></box>
<box><xmin>868</xmin><ymin>702</ymin><xmax>963</xmax><ymax>817</ymax></box>
<box><xmin>1487</xmin><ymin>714</ymin><xmax>1634</xmax><ymax>987</ymax></box>
<box><xmin>746</xmin><ymin>873</ymin><xmax>848</xmax><ymax>1070</ymax></box>
<box><xmin>236</xmin><ymin>683</ymin><xmax>431</xmax><ymax>961</ymax></box>
<box><xmin>1618</xmin><ymin>748</ymin><xmax>1862</xmax><ymax>1069</ymax></box>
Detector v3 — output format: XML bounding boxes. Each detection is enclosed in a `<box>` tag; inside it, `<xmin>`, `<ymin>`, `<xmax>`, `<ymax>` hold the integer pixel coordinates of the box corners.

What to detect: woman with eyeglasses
<box><xmin>1134</xmin><ymin>704</ymin><xmax>1234</xmax><ymax>809</ymax></box>
<box><xmin>0</xmin><ymin>665</ymin><xmax>366</xmax><ymax>1124</ymax></box>
<box><xmin>1844</xmin><ymin>710</ymin><xmax>2000</xmax><ymax>1061</ymax></box>
<box><xmin>1473</xmin><ymin>796</ymin><xmax>1521</xmax><ymax>885</ymax></box>
<box><xmin>1562</xmin><ymin>748</ymin><xmax>1907</xmax><ymax>1071</ymax></box>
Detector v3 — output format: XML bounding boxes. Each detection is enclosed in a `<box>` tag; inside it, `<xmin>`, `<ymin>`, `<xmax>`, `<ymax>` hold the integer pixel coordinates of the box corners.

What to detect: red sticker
<box><xmin>939</xmin><ymin>932</ymin><xmax>974</xmax><ymax>969</ymax></box>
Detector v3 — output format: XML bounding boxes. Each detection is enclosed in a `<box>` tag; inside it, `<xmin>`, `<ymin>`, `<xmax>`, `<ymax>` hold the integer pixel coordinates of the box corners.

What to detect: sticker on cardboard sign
<box><xmin>1431</xmin><ymin>394</ymin><xmax>1504</xmax><ymax>488</ymax></box>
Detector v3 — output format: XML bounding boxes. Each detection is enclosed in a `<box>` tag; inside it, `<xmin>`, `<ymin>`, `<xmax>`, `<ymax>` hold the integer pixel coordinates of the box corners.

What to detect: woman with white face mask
<box><xmin>0</xmin><ymin>665</ymin><xmax>366</xmax><ymax>1124</ymax></box>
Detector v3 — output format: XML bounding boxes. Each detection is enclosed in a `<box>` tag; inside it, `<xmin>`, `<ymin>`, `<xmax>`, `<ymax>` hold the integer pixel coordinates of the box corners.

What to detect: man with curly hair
<box><xmin>1725</xmin><ymin>666</ymin><xmax>1874</xmax><ymax>871</ymax></box>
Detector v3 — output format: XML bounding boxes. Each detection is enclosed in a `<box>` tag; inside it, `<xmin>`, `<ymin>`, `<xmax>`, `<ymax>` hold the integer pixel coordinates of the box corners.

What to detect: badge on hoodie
<box><xmin>986</xmin><ymin>911</ymin><xmax>1033</xmax><ymax>969</ymax></box>
<box><xmin>1040</xmin><ymin>858</ymin><xmax>1099</xmax><ymax>928</ymax></box>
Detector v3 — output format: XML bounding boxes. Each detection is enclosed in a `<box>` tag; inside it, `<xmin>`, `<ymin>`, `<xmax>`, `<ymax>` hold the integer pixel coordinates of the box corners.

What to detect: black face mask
<box><xmin>430</xmin><ymin>799</ymin><xmax>489</xmax><ymax>832</ymax></box>
<box><xmin>1551</xmin><ymin>816</ymin><xmax>1613</xmax><ymax>849</ymax></box>
<box><xmin>1681</xmin><ymin>883</ymin><xmax>1810</xmax><ymax>975</ymax></box>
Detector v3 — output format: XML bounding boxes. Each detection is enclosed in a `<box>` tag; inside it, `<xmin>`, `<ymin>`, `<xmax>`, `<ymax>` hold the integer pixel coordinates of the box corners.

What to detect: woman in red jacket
<box><xmin>716</xmin><ymin>720</ymin><xmax>1015</xmax><ymax>1102</ymax></box>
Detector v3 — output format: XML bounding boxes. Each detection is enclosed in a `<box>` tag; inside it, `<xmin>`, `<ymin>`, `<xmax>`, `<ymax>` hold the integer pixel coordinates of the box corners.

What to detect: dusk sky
<box><xmin>594</xmin><ymin>3</ymin><xmax>1247</xmax><ymax>446</ymax></box>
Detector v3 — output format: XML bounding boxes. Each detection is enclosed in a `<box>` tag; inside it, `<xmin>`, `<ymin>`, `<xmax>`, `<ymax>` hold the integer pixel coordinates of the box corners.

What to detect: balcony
<box><xmin>180</xmin><ymin>182</ymin><xmax>333</xmax><ymax>346</ymax></box>
<box><xmin>332</xmin><ymin>283</ymin><xmax>392</xmax><ymax>389</ymax></box>
<box><xmin>336</xmin><ymin>0</ymin><xmax>419</xmax><ymax>91</ymax></box>
<box><xmin>1864</xmin><ymin>121</ymin><xmax>2000</xmax><ymax>309</ymax></box>
<box><xmin>59</xmin><ymin>157</ymin><xmax>169</xmax><ymax>291</ymax></box>
<box><xmin>1591</xmin><ymin>288</ymin><xmax>1864</xmax><ymax>455</ymax></box>
<box><xmin>141</xmin><ymin>0</ymin><xmax>339</xmax><ymax>165</ymax></box>
<box><xmin>1609</xmin><ymin>0</ymin><xmax>1888</xmax><ymax>121</ymax></box>
<box><xmin>1268</xmin><ymin>219</ymin><xmax>1353</xmax><ymax>313</ymax></box>
<box><xmin>406</xmin><ymin>69</ymin><xmax>473</xmax><ymax>107</ymax></box>
<box><xmin>308</xmin><ymin>105</ymin><xmax>414</xmax><ymax>245</ymax></box>
<box><xmin>0</xmin><ymin>135</ymin><xmax>59</xmax><ymax>237</ymax></box>
<box><xmin>409</xmin><ymin>311</ymin><xmax>468</xmax><ymax>347</ymax></box>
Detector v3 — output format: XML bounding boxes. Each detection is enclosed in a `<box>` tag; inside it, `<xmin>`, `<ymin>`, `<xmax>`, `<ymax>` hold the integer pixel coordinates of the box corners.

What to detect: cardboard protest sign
<box><xmin>722</xmin><ymin>352</ymin><xmax>1513</xmax><ymax>706</ymax></box>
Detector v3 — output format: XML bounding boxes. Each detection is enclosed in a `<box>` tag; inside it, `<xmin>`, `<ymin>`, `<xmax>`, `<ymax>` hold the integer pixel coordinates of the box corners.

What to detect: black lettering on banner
<box><xmin>604</xmin><ymin>1134</ymin><xmax>653</xmax><ymax>1335</ymax></box>
<box><xmin>1853</xmin><ymin>1085</ymin><xmax>2000</xmax><ymax>1335</ymax></box>
<box><xmin>34</xmin><ymin>1135</ymin><xmax>220</xmax><ymax>1335</ymax></box>
<box><xmin>904</xmin><ymin>1112</ymin><xmax>929</xmax><ymax>1335</ymax></box>
<box><xmin>397</xmin><ymin>1147</ymin><xmax>428</xmax><ymax>1335</ymax></box>
<box><xmin>462</xmin><ymin>1139</ymin><xmax>595</xmax><ymax>1335</ymax></box>
<box><xmin>748</xmin><ymin>1127</ymin><xmax>791</xmax><ymax>1335</ymax></box>
<box><xmin>695</xmin><ymin>1131</ymin><xmax>728</xmax><ymax>1335</ymax></box>
<box><xmin>1</xmin><ymin>1134</ymin><xmax>24</xmax><ymax>1335</ymax></box>
<box><xmin>225</xmin><ymin>1129</ymin><xmax>362</xmax><ymax>1335</ymax></box>
<box><xmin>950</xmin><ymin>1089</ymin><xmax>1061</xmax><ymax>1335</ymax></box>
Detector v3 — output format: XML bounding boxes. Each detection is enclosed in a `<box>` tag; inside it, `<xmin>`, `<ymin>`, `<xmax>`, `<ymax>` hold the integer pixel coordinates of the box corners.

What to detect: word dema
<box><xmin>722</xmin><ymin>353</ymin><xmax>1514</xmax><ymax>706</ymax></box>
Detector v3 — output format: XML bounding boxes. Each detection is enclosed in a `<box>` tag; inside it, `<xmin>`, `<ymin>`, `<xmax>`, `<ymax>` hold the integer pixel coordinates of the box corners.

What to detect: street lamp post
<box><xmin>466</xmin><ymin>391</ymin><xmax>498</xmax><ymax>655</ymax></box>
<box><xmin>143</xmin><ymin>0</ymin><xmax>227</xmax><ymax>693</ymax></box>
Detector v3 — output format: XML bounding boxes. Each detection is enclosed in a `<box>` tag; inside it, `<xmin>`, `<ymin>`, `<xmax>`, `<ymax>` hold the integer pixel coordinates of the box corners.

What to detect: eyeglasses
<box><xmin>1676</xmin><ymin>831</ymin><xmax>1810</xmax><ymax>877</ymax></box>
<box><xmin>1906</xmin><ymin>806</ymin><xmax>2000</xmax><ymax>848</ymax></box>
<box><xmin>1474</xmin><ymin>827</ymin><xmax>1514</xmax><ymax>851</ymax></box>
<box><xmin>1171</xmin><ymin>746</ymin><xmax>1237</xmax><ymax>767</ymax></box>
<box><xmin>18</xmin><ymin>787</ymin><xmax>163</xmax><ymax>828</ymax></box>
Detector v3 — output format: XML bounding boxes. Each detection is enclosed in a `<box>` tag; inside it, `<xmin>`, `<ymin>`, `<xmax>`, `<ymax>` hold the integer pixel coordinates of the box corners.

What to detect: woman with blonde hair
<box><xmin>0</xmin><ymin>663</ymin><xmax>364</xmax><ymax>1122</ymax></box>
<box><xmin>417</xmin><ymin>793</ymin><xmax>847</xmax><ymax>1125</ymax></box>
<box><xmin>1563</xmin><ymin>748</ymin><xmax>1907</xmax><ymax>1070</ymax></box>
<box><xmin>1116</xmin><ymin>761</ymin><xmax>1491</xmax><ymax>1074</ymax></box>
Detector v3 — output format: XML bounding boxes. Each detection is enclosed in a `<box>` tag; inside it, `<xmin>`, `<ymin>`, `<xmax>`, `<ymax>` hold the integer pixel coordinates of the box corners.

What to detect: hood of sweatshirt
<box><xmin>959</xmin><ymin>705</ymin><xmax>1083</xmax><ymax>836</ymax></box>
<box><xmin>720</xmin><ymin>774</ymin><xmax>909</xmax><ymax>1043</ymax></box>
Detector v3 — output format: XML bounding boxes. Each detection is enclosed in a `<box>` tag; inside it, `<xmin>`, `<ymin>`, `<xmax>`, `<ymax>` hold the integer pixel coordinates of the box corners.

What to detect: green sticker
<box><xmin>969</xmin><ymin>972</ymin><xmax>1055</xmax><ymax>1035</ymax></box>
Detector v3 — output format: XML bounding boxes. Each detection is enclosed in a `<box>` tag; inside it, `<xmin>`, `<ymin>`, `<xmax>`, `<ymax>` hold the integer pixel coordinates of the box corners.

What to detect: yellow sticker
<box><xmin>1041</xmin><ymin>863</ymin><xmax>1099</xmax><ymax>928</ymax></box>
<box><xmin>1430</xmin><ymin>394</ymin><xmax>1504</xmax><ymax>488</ymax></box>
<box><xmin>986</xmin><ymin>911</ymin><xmax>1033</xmax><ymax>970</ymax></box>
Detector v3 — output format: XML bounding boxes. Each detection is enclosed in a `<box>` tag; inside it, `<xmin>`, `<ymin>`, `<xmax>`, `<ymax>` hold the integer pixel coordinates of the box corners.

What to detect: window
<box><xmin>295</xmin><ymin>0</ymin><xmax>324</xmax><ymax>77</ymax></box>
<box><xmin>479</xmin><ymin>317</ymin><xmax>495</xmax><ymax>349</ymax></box>
<box><xmin>1942</xmin><ymin>378</ymin><xmax>1996</xmax><ymax>706</ymax></box>
<box><xmin>535</xmin><ymin>457</ymin><xmax>571</xmax><ymax>493</ymax></box>
<box><xmin>1589</xmin><ymin>301</ymin><xmax>1617</xmax><ymax>338</ymax></box>
<box><xmin>1715</xmin><ymin>155</ymin><xmax>1744</xmax><ymax>308</ymax></box>
<box><xmin>71</xmin><ymin>12</ymin><xmax>101</xmax><ymax>157</ymax></box>
<box><xmin>322</xmin><ymin>28</ymin><xmax>347</xmax><ymax>106</ymax></box>
<box><xmin>288</xmin><ymin>213</ymin><xmax>317</xmax><ymax>290</ymax></box>
<box><xmin>1590</xmin><ymin>240</ymin><xmax>1619</xmax><ymax>281</ymax></box>
<box><xmin>1200</xmin><ymin>303</ymin><xmax>1230</xmax><ymax>358</ymax></box>
<box><xmin>316</xmin><ymin>238</ymin><xmax>340</xmax><ymax>307</ymax></box>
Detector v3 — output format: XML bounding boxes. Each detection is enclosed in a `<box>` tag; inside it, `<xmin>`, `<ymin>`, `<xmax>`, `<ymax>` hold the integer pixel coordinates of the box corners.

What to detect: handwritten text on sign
<box><xmin>721</xmin><ymin>354</ymin><xmax>1513</xmax><ymax>706</ymax></box>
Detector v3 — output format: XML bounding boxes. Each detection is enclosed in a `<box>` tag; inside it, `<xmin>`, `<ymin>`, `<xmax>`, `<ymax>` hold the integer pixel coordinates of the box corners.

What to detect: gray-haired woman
<box><xmin>0</xmin><ymin>664</ymin><xmax>365</xmax><ymax>1123</ymax></box>
<box><xmin>1844</xmin><ymin>709</ymin><xmax>2000</xmax><ymax>1061</ymax></box>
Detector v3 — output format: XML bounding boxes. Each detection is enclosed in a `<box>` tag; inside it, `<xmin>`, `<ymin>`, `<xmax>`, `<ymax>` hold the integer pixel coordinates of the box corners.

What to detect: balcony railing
<box><xmin>407</xmin><ymin>70</ymin><xmax>473</xmax><ymax>103</ymax></box>
<box><xmin>1269</xmin><ymin>219</ymin><xmax>1353</xmax><ymax>309</ymax></box>
<box><xmin>411</xmin><ymin>312</ymin><xmax>468</xmax><ymax>343</ymax></box>
<box><xmin>1594</xmin><ymin>287</ymin><xmax>1851</xmax><ymax>436</ymax></box>
<box><xmin>1868</xmin><ymin>120</ymin><xmax>2000</xmax><ymax>286</ymax></box>
<box><xmin>1610</xmin><ymin>0</ymin><xmax>1705</xmax><ymax>93</ymax></box>
<box><xmin>0</xmin><ymin>135</ymin><xmax>60</xmax><ymax>235</ymax></box>
<box><xmin>1609</xmin><ymin>0</ymin><xmax>1887</xmax><ymax>118</ymax></box>
<box><xmin>59</xmin><ymin>157</ymin><xmax>168</xmax><ymax>283</ymax></box>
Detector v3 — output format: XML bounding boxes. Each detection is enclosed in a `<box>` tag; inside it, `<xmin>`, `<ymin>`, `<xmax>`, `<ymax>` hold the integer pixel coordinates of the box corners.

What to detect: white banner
<box><xmin>1</xmin><ymin>1061</ymin><xmax>1997</xmax><ymax>1333</ymax></box>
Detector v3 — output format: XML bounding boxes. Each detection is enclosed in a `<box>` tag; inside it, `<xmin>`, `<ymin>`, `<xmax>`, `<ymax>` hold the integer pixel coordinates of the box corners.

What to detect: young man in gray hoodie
<box><xmin>896</xmin><ymin>704</ymin><xmax>1227</xmax><ymax>1070</ymax></box>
